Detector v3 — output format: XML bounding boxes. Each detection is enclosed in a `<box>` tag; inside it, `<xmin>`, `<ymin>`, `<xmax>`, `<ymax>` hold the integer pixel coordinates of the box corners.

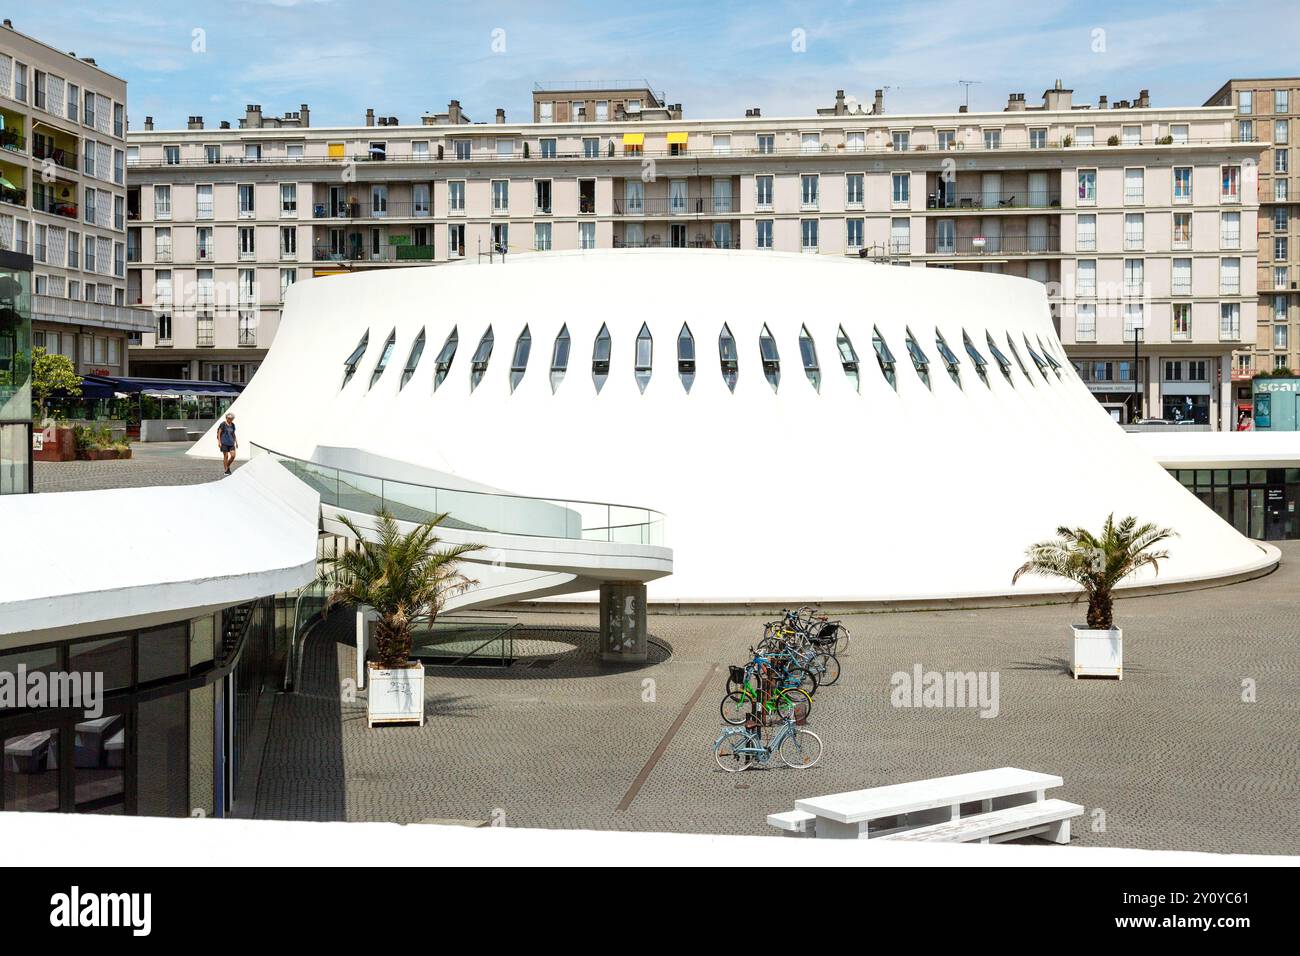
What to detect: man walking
<box><xmin>217</xmin><ymin>412</ymin><xmax>238</xmax><ymax>476</ymax></box>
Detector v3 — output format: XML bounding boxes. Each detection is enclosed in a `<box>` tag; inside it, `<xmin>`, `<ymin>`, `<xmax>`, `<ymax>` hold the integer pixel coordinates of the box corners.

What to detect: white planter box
<box><xmin>367</xmin><ymin>662</ymin><xmax>426</xmax><ymax>726</ymax></box>
<box><xmin>1071</xmin><ymin>626</ymin><xmax>1122</xmax><ymax>679</ymax></box>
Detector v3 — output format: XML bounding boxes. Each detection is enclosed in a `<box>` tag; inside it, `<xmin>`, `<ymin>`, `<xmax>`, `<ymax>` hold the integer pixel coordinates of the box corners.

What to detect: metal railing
<box><xmin>926</xmin><ymin>190</ymin><xmax>1062</xmax><ymax>210</ymax></box>
<box><xmin>31</xmin><ymin>192</ymin><xmax>78</xmax><ymax>219</ymax></box>
<box><xmin>123</xmin><ymin>135</ymin><xmax>1264</xmax><ymax>169</ymax></box>
<box><xmin>923</xmin><ymin>233</ymin><xmax>1062</xmax><ymax>256</ymax></box>
<box><xmin>613</xmin><ymin>236</ymin><xmax>740</xmax><ymax>250</ymax></box>
<box><xmin>613</xmin><ymin>196</ymin><xmax>738</xmax><ymax>216</ymax></box>
<box><xmin>32</xmin><ymin>142</ymin><xmax>77</xmax><ymax>171</ymax></box>
<box><xmin>312</xmin><ymin>200</ymin><xmax>432</xmax><ymax>220</ymax></box>
<box><xmin>312</xmin><ymin>244</ymin><xmax>435</xmax><ymax>263</ymax></box>
<box><xmin>254</xmin><ymin>443</ymin><xmax>665</xmax><ymax>546</ymax></box>
<box><xmin>409</xmin><ymin>615</ymin><xmax>518</xmax><ymax>667</ymax></box>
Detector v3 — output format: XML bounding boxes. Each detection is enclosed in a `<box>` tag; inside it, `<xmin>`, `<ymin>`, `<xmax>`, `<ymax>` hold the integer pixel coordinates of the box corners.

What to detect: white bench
<box><xmin>775</xmin><ymin>767</ymin><xmax>1077</xmax><ymax>844</ymax></box>
<box><xmin>877</xmin><ymin>798</ymin><xmax>1082</xmax><ymax>845</ymax></box>
<box><xmin>766</xmin><ymin>809</ymin><xmax>817</xmax><ymax>837</ymax></box>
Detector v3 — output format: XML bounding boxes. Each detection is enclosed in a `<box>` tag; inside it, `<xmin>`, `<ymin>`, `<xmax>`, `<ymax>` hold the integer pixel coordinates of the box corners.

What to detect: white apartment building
<box><xmin>126</xmin><ymin>82</ymin><xmax>1262</xmax><ymax>426</ymax></box>
<box><xmin>0</xmin><ymin>20</ymin><xmax>151</xmax><ymax>376</ymax></box>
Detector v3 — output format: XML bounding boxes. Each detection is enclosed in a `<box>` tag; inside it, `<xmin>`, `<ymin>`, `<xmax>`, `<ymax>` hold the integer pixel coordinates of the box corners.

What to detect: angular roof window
<box><xmin>904</xmin><ymin>326</ymin><xmax>931</xmax><ymax>389</ymax></box>
<box><xmin>677</xmin><ymin>323</ymin><xmax>695</xmax><ymax>393</ymax></box>
<box><xmin>400</xmin><ymin>328</ymin><xmax>425</xmax><ymax>389</ymax></box>
<box><xmin>934</xmin><ymin>329</ymin><xmax>961</xmax><ymax>387</ymax></box>
<box><xmin>433</xmin><ymin>328</ymin><xmax>458</xmax><ymax>391</ymax></box>
<box><xmin>634</xmin><ymin>323</ymin><xmax>653</xmax><ymax>393</ymax></box>
<box><xmin>342</xmin><ymin>331</ymin><xmax>369</xmax><ymax>388</ymax></box>
<box><xmin>1005</xmin><ymin>333</ymin><xmax>1033</xmax><ymax>385</ymax></box>
<box><xmin>798</xmin><ymin>325</ymin><xmax>820</xmax><ymax>392</ymax></box>
<box><xmin>759</xmin><ymin>324</ymin><xmax>780</xmax><ymax>391</ymax></box>
<box><xmin>1023</xmin><ymin>335</ymin><xmax>1051</xmax><ymax>381</ymax></box>
<box><xmin>469</xmin><ymin>326</ymin><xmax>494</xmax><ymax>392</ymax></box>
<box><xmin>872</xmin><ymin>325</ymin><xmax>897</xmax><ymax>390</ymax></box>
<box><xmin>509</xmin><ymin>325</ymin><xmax>531</xmax><ymax>392</ymax></box>
<box><xmin>369</xmin><ymin>330</ymin><xmax>396</xmax><ymax>389</ymax></box>
<box><xmin>718</xmin><ymin>324</ymin><xmax>738</xmax><ymax>393</ymax></box>
<box><xmin>836</xmin><ymin>325</ymin><xmax>859</xmax><ymax>393</ymax></box>
<box><xmin>962</xmin><ymin>330</ymin><xmax>989</xmax><ymax>387</ymax></box>
<box><xmin>592</xmin><ymin>323</ymin><xmax>611</xmax><ymax>393</ymax></box>
<box><xmin>1037</xmin><ymin>336</ymin><xmax>1064</xmax><ymax>376</ymax></box>
<box><xmin>550</xmin><ymin>325</ymin><xmax>570</xmax><ymax>392</ymax></box>
<box><xmin>985</xmin><ymin>331</ymin><xmax>1013</xmax><ymax>385</ymax></box>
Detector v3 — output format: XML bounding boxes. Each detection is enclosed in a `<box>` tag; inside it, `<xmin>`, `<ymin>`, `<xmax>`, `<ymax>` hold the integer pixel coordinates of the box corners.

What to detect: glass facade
<box><xmin>1169</xmin><ymin>468</ymin><xmax>1300</xmax><ymax>540</ymax></box>
<box><xmin>0</xmin><ymin>252</ymin><xmax>33</xmax><ymax>494</ymax></box>
<box><xmin>0</xmin><ymin>597</ymin><xmax>285</xmax><ymax>818</ymax></box>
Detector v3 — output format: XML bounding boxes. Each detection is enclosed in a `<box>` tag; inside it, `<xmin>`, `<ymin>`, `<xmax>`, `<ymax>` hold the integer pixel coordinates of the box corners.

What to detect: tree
<box><xmin>1011</xmin><ymin>514</ymin><xmax>1176</xmax><ymax>629</ymax></box>
<box><xmin>320</xmin><ymin>510</ymin><xmax>482</xmax><ymax>668</ymax></box>
<box><xmin>31</xmin><ymin>347</ymin><xmax>82</xmax><ymax>422</ymax></box>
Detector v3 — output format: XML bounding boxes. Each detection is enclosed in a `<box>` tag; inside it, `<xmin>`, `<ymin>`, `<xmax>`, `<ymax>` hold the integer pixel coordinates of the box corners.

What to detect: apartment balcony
<box><xmin>238</xmin><ymin>326</ymin><xmax>258</xmax><ymax>347</ymax></box>
<box><xmin>925</xmin><ymin>189</ymin><xmax>1062</xmax><ymax>211</ymax></box>
<box><xmin>612</xmin><ymin>196</ymin><xmax>738</xmax><ymax>216</ymax></box>
<box><xmin>312</xmin><ymin>200</ymin><xmax>433</xmax><ymax>220</ymax></box>
<box><xmin>31</xmin><ymin>192</ymin><xmax>79</xmax><ymax>220</ymax></box>
<box><xmin>30</xmin><ymin>294</ymin><xmax>156</xmax><ymax>333</ymax></box>
<box><xmin>32</xmin><ymin>141</ymin><xmax>78</xmax><ymax>172</ymax></box>
<box><xmin>0</xmin><ymin>186</ymin><xmax>27</xmax><ymax>208</ymax></box>
<box><xmin>0</xmin><ymin>128</ymin><xmax>24</xmax><ymax>155</ymax></box>
<box><xmin>922</xmin><ymin>233</ymin><xmax>1062</xmax><ymax>257</ymax></box>
<box><xmin>312</xmin><ymin>244</ymin><xmax>436</xmax><ymax>263</ymax></box>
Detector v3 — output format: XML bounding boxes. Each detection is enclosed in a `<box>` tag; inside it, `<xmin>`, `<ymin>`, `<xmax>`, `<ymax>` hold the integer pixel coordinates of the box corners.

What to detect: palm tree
<box><xmin>1012</xmin><ymin>514</ymin><xmax>1176</xmax><ymax>629</ymax></box>
<box><xmin>320</xmin><ymin>510</ymin><xmax>483</xmax><ymax>668</ymax></box>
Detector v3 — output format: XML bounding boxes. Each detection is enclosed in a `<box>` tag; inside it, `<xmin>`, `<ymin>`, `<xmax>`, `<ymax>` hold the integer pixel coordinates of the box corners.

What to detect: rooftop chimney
<box><xmin>1098</xmin><ymin>94</ymin><xmax>1108</xmax><ymax>110</ymax></box>
<box><xmin>448</xmin><ymin>99</ymin><xmax>463</xmax><ymax>124</ymax></box>
<box><xmin>365</xmin><ymin>107</ymin><xmax>375</xmax><ymax>127</ymax></box>
<box><xmin>187</xmin><ymin>115</ymin><xmax>204</xmax><ymax>130</ymax></box>
<box><xmin>1137</xmin><ymin>89</ymin><xmax>1150</xmax><ymax>108</ymax></box>
<box><xmin>388</xmin><ymin>116</ymin><xmax>397</xmax><ymax>126</ymax></box>
<box><xmin>80</xmin><ymin>57</ymin><xmax>96</xmax><ymax>66</ymax></box>
<box><xmin>495</xmin><ymin>107</ymin><xmax>505</xmax><ymax>123</ymax></box>
<box><xmin>1042</xmin><ymin>80</ymin><xmax>1073</xmax><ymax>111</ymax></box>
<box><xmin>2</xmin><ymin>19</ymin><xmax>12</xmax><ymax>28</ymax></box>
<box><xmin>299</xmin><ymin>103</ymin><xmax>310</xmax><ymax>127</ymax></box>
<box><xmin>220</xmin><ymin>120</ymin><xmax>230</xmax><ymax>129</ymax></box>
<box><xmin>143</xmin><ymin>115</ymin><xmax>154</xmax><ymax>131</ymax></box>
<box><xmin>242</xmin><ymin>104</ymin><xmax>264</xmax><ymax>128</ymax></box>
<box><xmin>834</xmin><ymin>89</ymin><xmax>847</xmax><ymax>115</ymax></box>
<box><xmin>873</xmin><ymin>89</ymin><xmax>885</xmax><ymax>115</ymax></box>
<box><xmin>1005</xmin><ymin>92</ymin><xmax>1026</xmax><ymax>111</ymax></box>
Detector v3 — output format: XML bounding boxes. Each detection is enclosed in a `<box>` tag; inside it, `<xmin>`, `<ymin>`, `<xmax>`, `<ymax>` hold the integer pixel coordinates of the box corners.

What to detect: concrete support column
<box><xmin>599</xmin><ymin>582</ymin><xmax>647</xmax><ymax>663</ymax></box>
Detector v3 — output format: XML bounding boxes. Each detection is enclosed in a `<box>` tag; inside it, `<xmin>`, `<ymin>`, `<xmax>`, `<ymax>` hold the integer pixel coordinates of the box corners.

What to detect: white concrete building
<box><xmin>126</xmin><ymin>82</ymin><xmax>1263</xmax><ymax>427</ymax></box>
<box><xmin>199</xmin><ymin>250</ymin><xmax>1277</xmax><ymax>606</ymax></box>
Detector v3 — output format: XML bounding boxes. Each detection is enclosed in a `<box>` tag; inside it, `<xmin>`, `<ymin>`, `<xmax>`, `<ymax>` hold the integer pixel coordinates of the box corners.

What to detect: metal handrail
<box><xmin>253</xmin><ymin>443</ymin><xmax>666</xmax><ymax>545</ymax></box>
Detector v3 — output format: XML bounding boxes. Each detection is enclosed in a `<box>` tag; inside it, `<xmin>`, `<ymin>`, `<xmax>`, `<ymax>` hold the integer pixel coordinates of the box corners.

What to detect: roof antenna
<box><xmin>958</xmin><ymin>80</ymin><xmax>981</xmax><ymax>110</ymax></box>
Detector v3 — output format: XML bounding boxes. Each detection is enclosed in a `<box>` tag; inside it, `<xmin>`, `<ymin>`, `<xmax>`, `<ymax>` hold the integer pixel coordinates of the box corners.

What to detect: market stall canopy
<box><xmin>74</xmin><ymin>375</ymin><xmax>245</xmax><ymax>400</ymax></box>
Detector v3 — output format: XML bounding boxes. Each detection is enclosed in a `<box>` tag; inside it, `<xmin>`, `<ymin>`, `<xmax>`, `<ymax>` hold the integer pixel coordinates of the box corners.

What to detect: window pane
<box><xmin>4</xmin><ymin>728</ymin><xmax>61</xmax><ymax>811</ymax></box>
<box><xmin>69</xmin><ymin>635</ymin><xmax>132</xmax><ymax>692</ymax></box>
<box><xmin>138</xmin><ymin>621</ymin><xmax>188</xmax><ymax>684</ymax></box>
<box><xmin>137</xmin><ymin>694</ymin><xmax>189</xmax><ymax>817</ymax></box>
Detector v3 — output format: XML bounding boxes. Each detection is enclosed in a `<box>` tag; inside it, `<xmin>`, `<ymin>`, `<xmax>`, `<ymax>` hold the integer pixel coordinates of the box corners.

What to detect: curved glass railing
<box><xmin>252</xmin><ymin>444</ymin><xmax>666</xmax><ymax>546</ymax></box>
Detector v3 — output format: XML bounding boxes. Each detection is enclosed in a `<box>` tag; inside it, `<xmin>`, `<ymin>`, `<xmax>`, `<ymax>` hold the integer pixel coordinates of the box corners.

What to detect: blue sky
<box><xmin>27</xmin><ymin>0</ymin><xmax>1300</xmax><ymax>129</ymax></box>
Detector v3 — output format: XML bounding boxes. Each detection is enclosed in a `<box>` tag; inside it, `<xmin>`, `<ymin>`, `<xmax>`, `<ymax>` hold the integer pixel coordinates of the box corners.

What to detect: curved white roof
<box><xmin>202</xmin><ymin>250</ymin><xmax>1274</xmax><ymax>603</ymax></box>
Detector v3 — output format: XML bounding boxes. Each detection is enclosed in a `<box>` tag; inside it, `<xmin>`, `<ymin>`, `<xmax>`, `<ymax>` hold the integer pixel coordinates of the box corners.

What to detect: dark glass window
<box><xmin>550</xmin><ymin>325</ymin><xmax>570</xmax><ymax>392</ymax></box>
<box><xmin>4</xmin><ymin>727</ymin><xmax>60</xmax><ymax>811</ymax></box>
<box><xmin>138</xmin><ymin>621</ymin><xmax>188</xmax><ymax>685</ymax></box>
<box><xmin>836</xmin><ymin>326</ymin><xmax>859</xmax><ymax>392</ymax></box>
<box><xmin>509</xmin><ymin>325</ymin><xmax>531</xmax><ymax>392</ymax></box>
<box><xmin>401</xmin><ymin>329</ymin><xmax>425</xmax><ymax>389</ymax></box>
<box><xmin>75</xmin><ymin>707</ymin><xmax>126</xmax><ymax>814</ymax></box>
<box><xmin>469</xmin><ymin>326</ymin><xmax>494</xmax><ymax>391</ymax></box>
<box><xmin>1022</xmin><ymin>335</ymin><xmax>1051</xmax><ymax>381</ymax></box>
<box><xmin>904</xmin><ymin>327</ymin><xmax>930</xmax><ymax>388</ymax></box>
<box><xmin>963</xmin><ymin>330</ymin><xmax>990</xmax><ymax>387</ymax></box>
<box><xmin>872</xmin><ymin>326</ymin><xmax>897</xmax><ymax>390</ymax></box>
<box><xmin>935</xmin><ymin>330</ymin><xmax>961</xmax><ymax>387</ymax></box>
<box><xmin>69</xmin><ymin>635</ymin><xmax>132</xmax><ymax>692</ymax></box>
<box><xmin>798</xmin><ymin>325</ymin><xmax>820</xmax><ymax>392</ymax></box>
<box><xmin>718</xmin><ymin>324</ymin><xmax>738</xmax><ymax>392</ymax></box>
<box><xmin>592</xmin><ymin>324</ymin><xmax>611</xmax><ymax>393</ymax></box>
<box><xmin>136</xmin><ymin>694</ymin><xmax>189</xmax><ymax>817</ymax></box>
<box><xmin>1005</xmin><ymin>333</ymin><xmax>1033</xmax><ymax>384</ymax></box>
<box><xmin>759</xmin><ymin>325</ymin><xmax>780</xmax><ymax>391</ymax></box>
<box><xmin>634</xmin><ymin>323</ymin><xmax>652</xmax><ymax>393</ymax></box>
<box><xmin>433</xmin><ymin>328</ymin><xmax>458</xmax><ymax>391</ymax></box>
<box><xmin>341</xmin><ymin>331</ymin><xmax>369</xmax><ymax>388</ymax></box>
<box><xmin>985</xmin><ymin>332</ymin><xmax>1014</xmax><ymax>384</ymax></box>
<box><xmin>677</xmin><ymin>323</ymin><xmax>695</xmax><ymax>392</ymax></box>
<box><xmin>369</xmin><ymin>330</ymin><xmax>396</xmax><ymax>388</ymax></box>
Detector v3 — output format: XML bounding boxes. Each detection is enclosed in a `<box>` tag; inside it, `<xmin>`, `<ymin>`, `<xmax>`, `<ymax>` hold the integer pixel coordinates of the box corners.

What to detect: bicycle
<box><xmin>713</xmin><ymin>716</ymin><xmax>824</xmax><ymax>772</ymax></box>
<box><xmin>721</xmin><ymin>663</ymin><xmax>812</xmax><ymax>725</ymax></box>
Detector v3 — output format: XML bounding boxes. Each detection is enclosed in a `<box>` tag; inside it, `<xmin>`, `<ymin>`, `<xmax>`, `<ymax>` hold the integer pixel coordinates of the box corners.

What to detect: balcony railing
<box><xmin>312</xmin><ymin>200</ymin><xmax>433</xmax><ymax>220</ymax></box>
<box><xmin>926</xmin><ymin>190</ymin><xmax>1062</xmax><ymax>211</ymax></box>
<box><xmin>924</xmin><ymin>233</ymin><xmax>1062</xmax><ymax>256</ymax></box>
<box><xmin>0</xmin><ymin>186</ymin><xmax>26</xmax><ymax>208</ymax></box>
<box><xmin>30</xmin><ymin>294</ymin><xmax>156</xmax><ymax>332</ymax></box>
<box><xmin>312</xmin><ymin>244</ymin><xmax>436</xmax><ymax>263</ymax></box>
<box><xmin>238</xmin><ymin>327</ymin><xmax>258</xmax><ymax>347</ymax></box>
<box><xmin>613</xmin><ymin>236</ymin><xmax>740</xmax><ymax>250</ymax></box>
<box><xmin>31</xmin><ymin>193</ymin><xmax>78</xmax><ymax>219</ymax></box>
<box><xmin>0</xmin><ymin>130</ymin><xmax>25</xmax><ymax>153</ymax></box>
<box><xmin>124</xmin><ymin>135</ymin><xmax>1260</xmax><ymax>169</ymax></box>
<box><xmin>32</xmin><ymin>141</ymin><xmax>77</xmax><ymax>171</ymax></box>
<box><xmin>613</xmin><ymin>196</ymin><xmax>737</xmax><ymax>216</ymax></box>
